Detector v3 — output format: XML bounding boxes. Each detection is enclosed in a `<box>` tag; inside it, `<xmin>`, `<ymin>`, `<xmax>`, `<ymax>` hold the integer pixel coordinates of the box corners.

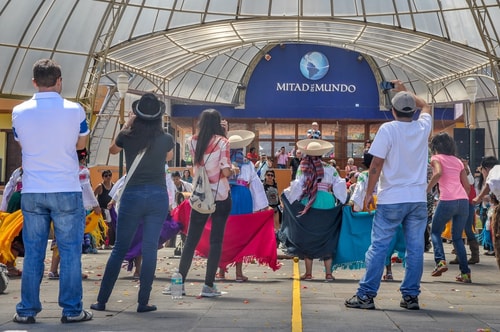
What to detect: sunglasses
<box><xmin>103</xmin><ymin>174</ymin><xmax>112</xmax><ymax>177</ymax></box>
<box><xmin>266</xmin><ymin>174</ymin><xmax>274</xmax><ymax>177</ymax></box>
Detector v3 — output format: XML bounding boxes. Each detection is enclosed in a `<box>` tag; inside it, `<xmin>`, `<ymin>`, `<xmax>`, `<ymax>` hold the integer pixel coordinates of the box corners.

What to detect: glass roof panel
<box><xmin>205</xmin><ymin>14</ymin><xmax>237</xmax><ymax>22</ymax></box>
<box><xmin>412</xmin><ymin>0</ymin><xmax>442</xmax><ymax>11</ymax></box>
<box><xmin>240</xmin><ymin>1</ymin><xmax>270</xmax><ymax>16</ymax></box>
<box><xmin>217</xmin><ymin>81</ymin><xmax>237</xmax><ymax>103</ymax></box>
<box><xmin>128</xmin><ymin>0</ymin><xmax>175</xmax><ymax>6</ymax></box>
<box><xmin>333</xmin><ymin>1</ymin><xmax>359</xmax><ymax>16</ymax></box>
<box><xmin>393</xmin><ymin>0</ymin><xmax>410</xmax><ymax>12</ymax></box>
<box><xmin>302</xmin><ymin>0</ymin><xmax>332</xmax><ymax>16</ymax></box>
<box><xmin>226</xmin><ymin>61</ymin><xmax>246</xmax><ymax>82</ymax></box>
<box><xmin>174</xmin><ymin>72</ymin><xmax>202</xmax><ymax>98</ymax></box>
<box><xmin>0</xmin><ymin>47</ymin><xmax>15</xmax><ymax>92</ymax></box>
<box><xmin>0</xmin><ymin>1</ymin><xmax>39</xmax><ymax>45</ymax></box>
<box><xmin>112</xmin><ymin>6</ymin><xmax>142</xmax><ymax>44</ymax></box>
<box><xmin>169</xmin><ymin>11</ymin><xmax>205</xmax><ymax>28</ymax></box>
<box><xmin>206</xmin><ymin>57</ymin><xmax>232</xmax><ymax>77</ymax></box>
<box><xmin>362</xmin><ymin>1</ymin><xmax>396</xmax><ymax>14</ymax></box>
<box><xmin>398</xmin><ymin>14</ymin><xmax>415</xmax><ymax>30</ymax></box>
<box><xmin>207</xmin><ymin>79</ymin><xmax>226</xmax><ymax>101</ymax></box>
<box><xmin>298</xmin><ymin>21</ymin><xmax>362</xmax><ymax>43</ymax></box>
<box><xmin>442</xmin><ymin>9</ymin><xmax>484</xmax><ymax>50</ymax></box>
<box><xmin>413</xmin><ymin>12</ymin><xmax>445</xmax><ymax>36</ymax></box>
<box><xmin>57</xmin><ymin>2</ymin><xmax>107</xmax><ymax>53</ymax></box>
<box><xmin>191</xmin><ymin>75</ymin><xmax>216</xmax><ymax>100</ymax></box>
<box><xmin>176</xmin><ymin>0</ymin><xmax>208</xmax><ymax>11</ymax></box>
<box><xmin>131</xmin><ymin>8</ymin><xmax>164</xmax><ymax>36</ymax></box>
<box><xmin>208</xmin><ymin>0</ymin><xmax>238</xmax><ymax>14</ymax></box>
<box><xmin>270</xmin><ymin>0</ymin><xmax>299</xmax><ymax>15</ymax></box>
<box><xmin>439</xmin><ymin>0</ymin><xmax>469</xmax><ymax>10</ymax></box>
<box><xmin>29</xmin><ymin>1</ymin><xmax>77</xmax><ymax>49</ymax></box>
<box><xmin>366</xmin><ymin>15</ymin><xmax>397</xmax><ymax>25</ymax></box>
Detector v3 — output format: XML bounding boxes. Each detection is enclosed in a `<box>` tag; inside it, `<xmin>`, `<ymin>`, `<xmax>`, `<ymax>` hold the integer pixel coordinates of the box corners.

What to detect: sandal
<box><xmin>300</xmin><ymin>273</ymin><xmax>312</xmax><ymax>280</ymax></box>
<box><xmin>215</xmin><ymin>272</ymin><xmax>226</xmax><ymax>281</ymax></box>
<box><xmin>235</xmin><ymin>274</ymin><xmax>248</xmax><ymax>282</ymax></box>
<box><xmin>325</xmin><ymin>273</ymin><xmax>335</xmax><ymax>282</ymax></box>
<box><xmin>382</xmin><ymin>273</ymin><xmax>394</xmax><ymax>281</ymax></box>
<box><xmin>48</xmin><ymin>271</ymin><xmax>59</xmax><ymax>280</ymax></box>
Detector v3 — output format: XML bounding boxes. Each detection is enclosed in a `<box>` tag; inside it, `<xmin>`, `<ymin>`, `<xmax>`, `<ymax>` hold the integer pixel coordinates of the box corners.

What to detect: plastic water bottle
<box><xmin>170</xmin><ymin>268</ymin><xmax>183</xmax><ymax>299</ymax></box>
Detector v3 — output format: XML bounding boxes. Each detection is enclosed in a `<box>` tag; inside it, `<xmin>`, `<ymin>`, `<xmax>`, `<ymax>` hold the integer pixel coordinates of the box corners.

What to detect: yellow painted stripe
<box><xmin>291</xmin><ymin>257</ymin><xmax>302</xmax><ymax>332</ymax></box>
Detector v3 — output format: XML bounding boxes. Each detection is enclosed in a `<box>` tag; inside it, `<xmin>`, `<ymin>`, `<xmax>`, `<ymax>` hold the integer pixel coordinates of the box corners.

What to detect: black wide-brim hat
<box><xmin>132</xmin><ymin>93</ymin><xmax>165</xmax><ymax>121</ymax></box>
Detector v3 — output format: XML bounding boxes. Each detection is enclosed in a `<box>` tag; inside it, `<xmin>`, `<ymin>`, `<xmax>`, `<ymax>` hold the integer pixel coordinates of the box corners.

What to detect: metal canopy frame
<box><xmin>1</xmin><ymin>0</ymin><xmax>499</xmax><ymax>164</ymax></box>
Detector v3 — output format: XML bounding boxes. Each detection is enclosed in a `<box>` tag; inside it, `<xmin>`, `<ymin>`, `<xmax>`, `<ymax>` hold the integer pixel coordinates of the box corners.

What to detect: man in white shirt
<box><xmin>12</xmin><ymin>59</ymin><xmax>93</xmax><ymax>324</ymax></box>
<box><xmin>345</xmin><ymin>80</ymin><xmax>432</xmax><ymax>311</ymax></box>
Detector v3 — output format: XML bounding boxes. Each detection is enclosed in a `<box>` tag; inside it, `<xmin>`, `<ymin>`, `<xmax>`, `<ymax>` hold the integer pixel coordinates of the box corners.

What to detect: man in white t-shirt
<box><xmin>345</xmin><ymin>80</ymin><xmax>432</xmax><ymax>311</ymax></box>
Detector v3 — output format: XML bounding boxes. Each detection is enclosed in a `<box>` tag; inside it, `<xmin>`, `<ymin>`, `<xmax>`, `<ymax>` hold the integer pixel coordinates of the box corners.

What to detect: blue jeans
<box><xmin>357</xmin><ymin>202</ymin><xmax>427</xmax><ymax>298</ymax></box>
<box><xmin>96</xmin><ymin>185</ymin><xmax>169</xmax><ymax>306</ymax></box>
<box><xmin>431</xmin><ymin>199</ymin><xmax>470</xmax><ymax>274</ymax></box>
<box><xmin>179</xmin><ymin>196</ymin><xmax>232</xmax><ymax>287</ymax></box>
<box><xmin>17</xmin><ymin>192</ymin><xmax>85</xmax><ymax>317</ymax></box>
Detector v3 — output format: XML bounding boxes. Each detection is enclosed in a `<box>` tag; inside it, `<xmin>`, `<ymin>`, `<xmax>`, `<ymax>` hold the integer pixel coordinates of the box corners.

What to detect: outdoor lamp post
<box><xmin>117</xmin><ymin>74</ymin><xmax>128</xmax><ymax>178</ymax></box>
<box><xmin>465</xmin><ymin>77</ymin><xmax>478</xmax><ymax>171</ymax></box>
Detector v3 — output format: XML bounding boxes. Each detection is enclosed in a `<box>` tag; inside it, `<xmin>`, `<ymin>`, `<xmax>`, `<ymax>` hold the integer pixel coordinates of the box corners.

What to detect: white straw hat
<box><xmin>296</xmin><ymin>139</ymin><xmax>332</xmax><ymax>156</ymax></box>
<box><xmin>227</xmin><ymin>130</ymin><xmax>255</xmax><ymax>149</ymax></box>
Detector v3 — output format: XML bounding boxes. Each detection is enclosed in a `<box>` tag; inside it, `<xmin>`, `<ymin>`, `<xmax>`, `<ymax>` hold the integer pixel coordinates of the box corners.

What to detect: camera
<box><xmin>380</xmin><ymin>81</ymin><xmax>395</xmax><ymax>90</ymax></box>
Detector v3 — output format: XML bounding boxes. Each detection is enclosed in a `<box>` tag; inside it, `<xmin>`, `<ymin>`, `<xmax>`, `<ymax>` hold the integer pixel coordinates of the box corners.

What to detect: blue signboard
<box><xmin>172</xmin><ymin>44</ymin><xmax>454</xmax><ymax>122</ymax></box>
<box><xmin>244</xmin><ymin>44</ymin><xmax>380</xmax><ymax>119</ymax></box>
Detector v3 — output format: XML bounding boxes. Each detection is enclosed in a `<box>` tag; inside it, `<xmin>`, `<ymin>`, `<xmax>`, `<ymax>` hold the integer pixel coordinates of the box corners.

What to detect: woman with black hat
<box><xmin>91</xmin><ymin>93</ymin><xmax>174</xmax><ymax>313</ymax></box>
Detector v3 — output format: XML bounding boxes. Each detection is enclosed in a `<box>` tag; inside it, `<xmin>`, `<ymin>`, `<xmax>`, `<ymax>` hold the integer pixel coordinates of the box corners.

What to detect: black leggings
<box><xmin>178</xmin><ymin>196</ymin><xmax>232</xmax><ymax>287</ymax></box>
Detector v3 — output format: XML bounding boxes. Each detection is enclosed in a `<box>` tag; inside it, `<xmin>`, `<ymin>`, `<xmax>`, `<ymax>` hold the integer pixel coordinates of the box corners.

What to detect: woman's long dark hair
<box><xmin>124</xmin><ymin>117</ymin><xmax>164</xmax><ymax>151</ymax></box>
<box><xmin>429</xmin><ymin>132</ymin><xmax>456</xmax><ymax>156</ymax></box>
<box><xmin>194</xmin><ymin>109</ymin><xmax>225</xmax><ymax>165</ymax></box>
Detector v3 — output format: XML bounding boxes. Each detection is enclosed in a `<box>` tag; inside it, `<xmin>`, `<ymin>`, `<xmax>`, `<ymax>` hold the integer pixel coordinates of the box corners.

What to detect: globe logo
<box><xmin>300</xmin><ymin>52</ymin><xmax>330</xmax><ymax>81</ymax></box>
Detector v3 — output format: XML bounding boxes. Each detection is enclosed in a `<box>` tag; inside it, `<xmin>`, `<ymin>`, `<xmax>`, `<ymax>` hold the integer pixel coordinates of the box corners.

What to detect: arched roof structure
<box><xmin>1</xmin><ymin>0</ymin><xmax>499</xmax><ymax>165</ymax></box>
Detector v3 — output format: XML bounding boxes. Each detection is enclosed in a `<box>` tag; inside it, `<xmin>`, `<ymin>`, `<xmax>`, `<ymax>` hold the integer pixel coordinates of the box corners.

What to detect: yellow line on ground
<box><xmin>291</xmin><ymin>257</ymin><xmax>302</xmax><ymax>332</ymax></box>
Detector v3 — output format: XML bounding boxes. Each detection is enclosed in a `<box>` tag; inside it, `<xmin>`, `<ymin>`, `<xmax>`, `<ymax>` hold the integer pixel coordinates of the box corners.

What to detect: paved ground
<box><xmin>0</xmin><ymin>240</ymin><xmax>499</xmax><ymax>332</ymax></box>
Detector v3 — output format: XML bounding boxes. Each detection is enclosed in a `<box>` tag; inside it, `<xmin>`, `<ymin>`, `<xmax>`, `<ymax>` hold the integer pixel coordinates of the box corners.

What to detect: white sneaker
<box><xmin>162</xmin><ymin>285</ymin><xmax>186</xmax><ymax>295</ymax></box>
<box><xmin>200</xmin><ymin>284</ymin><xmax>221</xmax><ymax>297</ymax></box>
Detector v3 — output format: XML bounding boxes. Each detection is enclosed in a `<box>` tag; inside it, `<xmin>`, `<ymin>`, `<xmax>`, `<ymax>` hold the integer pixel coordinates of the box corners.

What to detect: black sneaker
<box><xmin>400</xmin><ymin>295</ymin><xmax>420</xmax><ymax>310</ymax></box>
<box><xmin>13</xmin><ymin>313</ymin><xmax>36</xmax><ymax>324</ymax></box>
<box><xmin>61</xmin><ymin>309</ymin><xmax>93</xmax><ymax>323</ymax></box>
<box><xmin>344</xmin><ymin>295</ymin><xmax>375</xmax><ymax>309</ymax></box>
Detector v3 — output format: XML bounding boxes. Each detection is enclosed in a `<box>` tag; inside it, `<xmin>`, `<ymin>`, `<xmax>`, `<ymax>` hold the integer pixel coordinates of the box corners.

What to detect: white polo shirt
<box><xmin>12</xmin><ymin>92</ymin><xmax>89</xmax><ymax>193</ymax></box>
